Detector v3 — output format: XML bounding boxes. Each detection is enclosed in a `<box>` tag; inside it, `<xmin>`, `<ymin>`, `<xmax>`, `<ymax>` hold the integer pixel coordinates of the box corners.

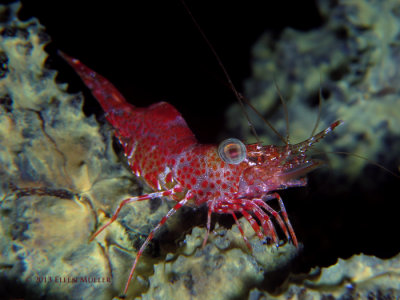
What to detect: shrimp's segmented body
<box><xmin>60</xmin><ymin>52</ymin><xmax>342</xmax><ymax>295</ymax></box>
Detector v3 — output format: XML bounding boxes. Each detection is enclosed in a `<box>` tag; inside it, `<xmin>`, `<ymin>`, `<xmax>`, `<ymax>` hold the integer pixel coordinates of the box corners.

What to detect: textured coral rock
<box><xmin>142</xmin><ymin>221</ymin><xmax>297</xmax><ymax>300</ymax></box>
<box><xmin>248</xmin><ymin>252</ymin><xmax>400</xmax><ymax>299</ymax></box>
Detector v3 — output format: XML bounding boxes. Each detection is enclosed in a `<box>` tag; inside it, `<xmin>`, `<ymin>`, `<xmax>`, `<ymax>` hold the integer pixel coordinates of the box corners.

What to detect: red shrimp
<box><xmin>59</xmin><ymin>51</ymin><xmax>342</xmax><ymax>296</ymax></box>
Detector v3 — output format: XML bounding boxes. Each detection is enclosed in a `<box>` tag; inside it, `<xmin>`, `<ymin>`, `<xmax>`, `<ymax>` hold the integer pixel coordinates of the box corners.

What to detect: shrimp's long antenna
<box><xmin>238</xmin><ymin>93</ymin><xmax>287</xmax><ymax>144</ymax></box>
<box><xmin>209</xmin><ymin>75</ymin><xmax>287</xmax><ymax>143</ymax></box>
<box><xmin>310</xmin><ymin>74</ymin><xmax>323</xmax><ymax>138</ymax></box>
<box><xmin>206</xmin><ymin>79</ymin><xmax>287</xmax><ymax>144</ymax></box>
<box><xmin>312</xmin><ymin>150</ymin><xmax>400</xmax><ymax>179</ymax></box>
<box><xmin>273</xmin><ymin>79</ymin><xmax>290</xmax><ymax>144</ymax></box>
<box><xmin>179</xmin><ymin>0</ymin><xmax>261</xmax><ymax>143</ymax></box>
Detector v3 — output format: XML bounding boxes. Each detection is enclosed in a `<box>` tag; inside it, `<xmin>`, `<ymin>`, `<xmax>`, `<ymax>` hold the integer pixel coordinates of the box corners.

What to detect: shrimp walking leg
<box><xmin>263</xmin><ymin>193</ymin><xmax>298</xmax><ymax>247</ymax></box>
<box><xmin>123</xmin><ymin>198</ymin><xmax>188</xmax><ymax>295</ymax></box>
<box><xmin>90</xmin><ymin>187</ymin><xmax>183</xmax><ymax>241</ymax></box>
<box><xmin>248</xmin><ymin>203</ymin><xmax>279</xmax><ymax>245</ymax></box>
<box><xmin>240</xmin><ymin>210</ymin><xmax>265</xmax><ymax>240</ymax></box>
<box><xmin>253</xmin><ymin>199</ymin><xmax>291</xmax><ymax>243</ymax></box>
<box><xmin>216</xmin><ymin>199</ymin><xmax>290</xmax><ymax>246</ymax></box>
<box><xmin>202</xmin><ymin>200</ymin><xmax>215</xmax><ymax>248</ymax></box>
<box><xmin>214</xmin><ymin>206</ymin><xmax>264</xmax><ymax>245</ymax></box>
<box><xmin>233</xmin><ymin>200</ymin><xmax>279</xmax><ymax>243</ymax></box>
<box><xmin>214</xmin><ymin>202</ymin><xmax>276</xmax><ymax>247</ymax></box>
<box><xmin>231</xmin><ymin>212</ymin><xmax>252</xmax><ymax>250</ymax></box>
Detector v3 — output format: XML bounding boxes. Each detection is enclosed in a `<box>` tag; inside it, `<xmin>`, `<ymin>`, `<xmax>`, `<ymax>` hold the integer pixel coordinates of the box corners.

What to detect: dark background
<box><xmin>13</xmin><ymin>0</ymin><xmax>400</xmax><ymax>278</ymax></box>
<box><xmin>18</xmin><ymin>0</ymin><xmax>322</xmax><ymax>143</ymax></box>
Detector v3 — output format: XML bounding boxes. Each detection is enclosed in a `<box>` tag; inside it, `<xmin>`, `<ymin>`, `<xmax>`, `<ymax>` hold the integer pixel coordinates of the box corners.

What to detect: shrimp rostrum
<box><xmin>60</xmin><ymin>51</ymin><xmax>342</xmax><ymax>295</ymax></box>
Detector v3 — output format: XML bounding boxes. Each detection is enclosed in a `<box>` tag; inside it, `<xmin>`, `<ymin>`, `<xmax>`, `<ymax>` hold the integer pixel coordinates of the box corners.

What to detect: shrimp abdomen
<box><xmin>60</xmin><ymin>52</ymin><xmax>197</xmax><ymax>189</ymax></box>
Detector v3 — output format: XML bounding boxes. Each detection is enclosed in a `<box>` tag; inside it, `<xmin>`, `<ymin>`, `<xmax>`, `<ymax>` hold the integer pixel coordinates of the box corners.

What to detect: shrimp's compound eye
<box><xmin>218</xmin><ymin>138</ymin><xmax>246</xmax><ymax>164</ymax></box>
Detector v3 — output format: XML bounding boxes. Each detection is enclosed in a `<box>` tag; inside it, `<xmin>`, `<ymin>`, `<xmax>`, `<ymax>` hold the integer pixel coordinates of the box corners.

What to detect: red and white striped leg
<box><xmin>122</xmin><ymin>197</ymin><xmax>188</xmax><ymax>295</ymax></box>
<box><xmin>253</xmin><ymin>199</ymin><xmax>290</xmax><ymax>242</ymax></box>
<box><xmin>214</xmin><ymin>202</ymin><xmax>269</xmax><ymax>248</ymax></box>
<box><xmin>242</xmin><ymin>200</ymin><xmax>279</xmax><ymax>246</ymax></box>
<box><xmin>231</xmin><ymin>212</ymin><xmax>252</xmax><ymax>250</ymax></box>
<box><xmin>263</xmin><ymin>193</ymin><xmax>298</xmax><ymax>247</ymax></box>
<box><xmin>221</xmin><ymin>199</ymin><xmax>279</xmax><ymax>245</ymax></box>
<box><xmin>90</xmin><ymin>186</ymin><xmax>182</xmax><ymax>241</ymax></box>
<box><xmin>202</xmin><ymin>200</ymin><xmax>214</xmax><ymax>248</ymax></box>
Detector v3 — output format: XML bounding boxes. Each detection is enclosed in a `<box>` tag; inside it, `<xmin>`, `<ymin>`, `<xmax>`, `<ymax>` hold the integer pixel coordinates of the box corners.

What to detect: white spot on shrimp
<box><xmin>128</xmin><ymin>142</ymin><xmax>137</xmax><ymax>160</ymax></box>
<box><xmin>158</xmin><ymin>166</ymin><xmax>172</xmax><ymax>186</ymax></box>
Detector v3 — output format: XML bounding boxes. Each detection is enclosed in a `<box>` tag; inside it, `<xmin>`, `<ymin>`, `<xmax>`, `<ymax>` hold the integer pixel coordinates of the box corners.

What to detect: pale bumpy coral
<box><xmin>0</xmin><ymin>3</ymin><xmax>299</xmax><ymax>299</ymax></box>
<box><xmin>248</xmin><ymin>252</ymin><xmax>400</xmax><ymax>299</ymax></box>
<box><xmin>142</xmin><ymin>221</ymin><xmax>297</xmax><ymax>300</ymax></box>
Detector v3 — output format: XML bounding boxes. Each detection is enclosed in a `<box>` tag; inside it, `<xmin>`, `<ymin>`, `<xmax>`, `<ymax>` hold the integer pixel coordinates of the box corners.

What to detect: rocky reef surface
<box><xmin>249</xmin><ymin>252</ymin><xmax>400</xmax><ymax>300</ymax></box>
